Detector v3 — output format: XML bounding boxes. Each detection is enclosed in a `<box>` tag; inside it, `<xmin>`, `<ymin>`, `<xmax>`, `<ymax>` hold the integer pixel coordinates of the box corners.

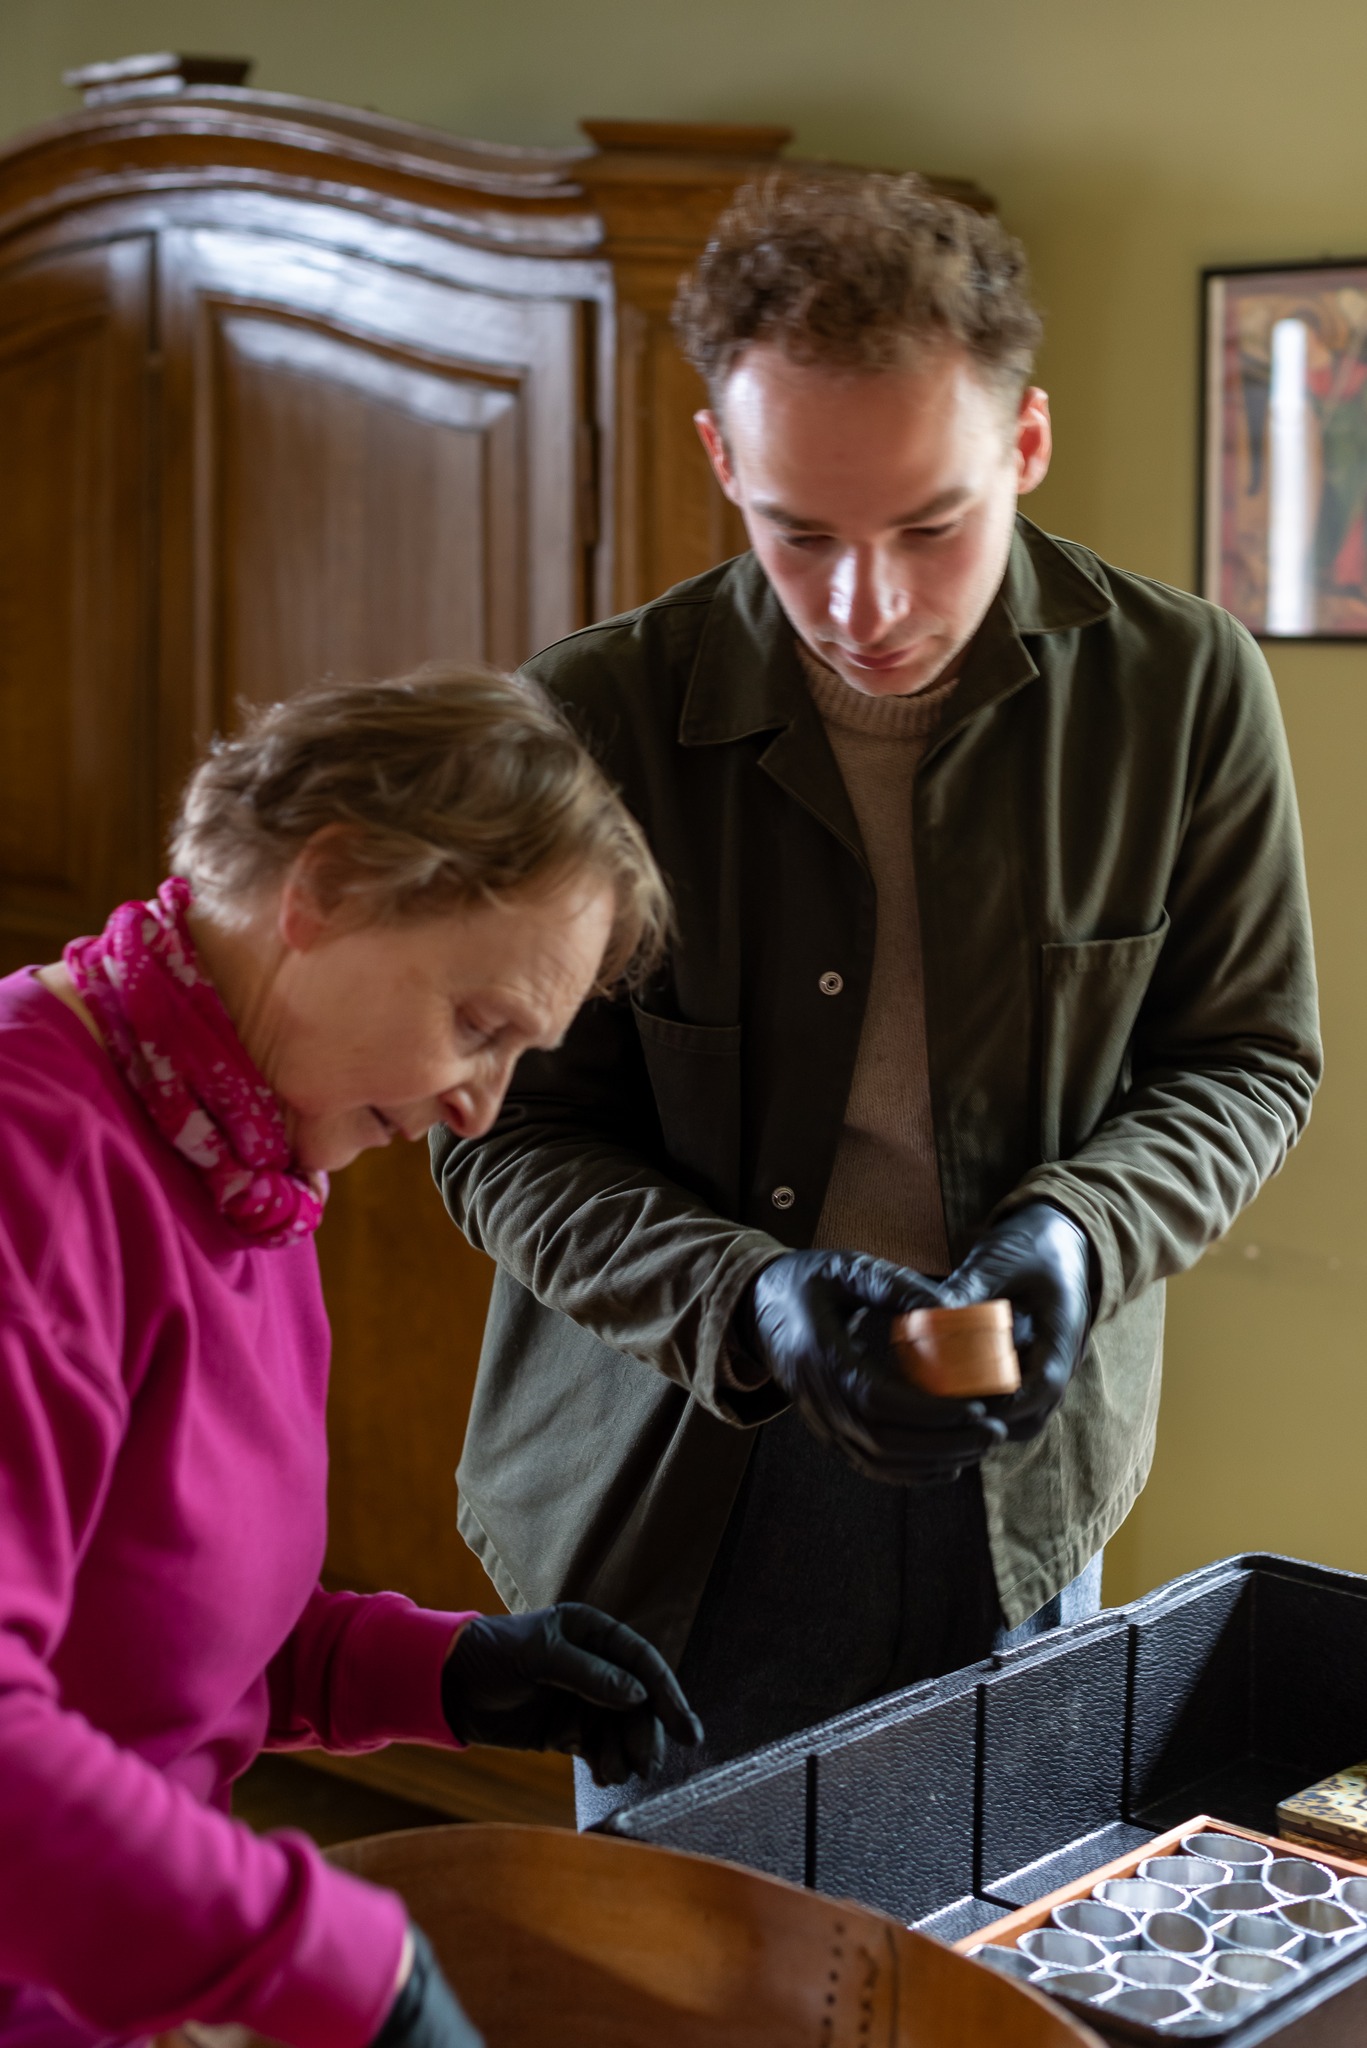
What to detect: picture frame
<box><xmin>1200</xmin><ymin>258</ymin><xmax>1367</xmax><ymax>640</ymax></box>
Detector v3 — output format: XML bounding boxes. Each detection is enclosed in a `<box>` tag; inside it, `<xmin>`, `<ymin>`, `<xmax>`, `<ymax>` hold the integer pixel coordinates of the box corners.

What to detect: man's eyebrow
<box><xmin>753</xmin><ymin>487</ymin><xmax>972</xmax><ymax>530</ymax></box>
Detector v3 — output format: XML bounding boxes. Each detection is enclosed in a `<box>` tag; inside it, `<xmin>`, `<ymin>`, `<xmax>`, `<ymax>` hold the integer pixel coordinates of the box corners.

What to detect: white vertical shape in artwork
<box><xmin>1266</xmin><ymin>316</ymin><xmax>1314</xmax><ymax>635</ymax></box>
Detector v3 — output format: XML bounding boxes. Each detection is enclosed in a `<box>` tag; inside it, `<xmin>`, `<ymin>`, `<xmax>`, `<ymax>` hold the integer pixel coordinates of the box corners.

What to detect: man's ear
<box><xmin>1014</xmin><ymin>386</ymin><xmax>1053</xmax><ymax>497</ymax></box>
<box><xmin>694</xmin><ymin>409</ymin><xmax>742</xmax><ymax>504</ymax></box>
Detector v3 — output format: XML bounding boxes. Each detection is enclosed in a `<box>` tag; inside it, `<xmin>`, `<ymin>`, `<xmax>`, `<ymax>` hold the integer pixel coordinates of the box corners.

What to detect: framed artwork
<box><xmin>1202</xmin><ymin>259</ymin><xmax>1367</xmax><ymax>639</ymax></box>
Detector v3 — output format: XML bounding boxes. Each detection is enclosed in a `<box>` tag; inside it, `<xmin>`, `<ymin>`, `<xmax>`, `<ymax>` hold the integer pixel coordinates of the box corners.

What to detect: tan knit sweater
<box><xmin>801</xmin><ymin>646</ymin><xmax>957</xmax><ymax>1276</ymax></box>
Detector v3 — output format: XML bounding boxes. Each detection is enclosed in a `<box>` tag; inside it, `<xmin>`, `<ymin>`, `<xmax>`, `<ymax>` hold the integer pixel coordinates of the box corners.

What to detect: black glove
<box><xmin>937</xmin><ymin>1202</ymin><xmax>1093</xmax><ymax>1442</ymax></box>
<box><xmin>739</xmin><ymin>1249</ymin><xmax>1008</xmax><ymax>1485</ymax></box>
<box><xmin>372</xmin><ymin>1926</ymin><xmax>483</xmax><ymax>2048</ymax></box>
<box><xmin>441</xmin><ymin>1602</ymin><xmax>703</xmax><ymax>1787</ymax></box>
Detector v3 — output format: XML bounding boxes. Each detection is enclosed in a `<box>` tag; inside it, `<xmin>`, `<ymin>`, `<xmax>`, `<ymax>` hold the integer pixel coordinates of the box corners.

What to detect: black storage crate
<box><xmin>604</xmin><ymin>1555</ymin><xmax>1367</xmax><ymax>2043</ymax></box>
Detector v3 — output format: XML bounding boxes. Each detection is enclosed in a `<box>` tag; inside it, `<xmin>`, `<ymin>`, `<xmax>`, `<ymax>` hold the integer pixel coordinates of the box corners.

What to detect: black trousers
<box><xmin>576</xmin><ymin>1407</ymin><xmax>1097</xmax><ymax>1829</ymax></box>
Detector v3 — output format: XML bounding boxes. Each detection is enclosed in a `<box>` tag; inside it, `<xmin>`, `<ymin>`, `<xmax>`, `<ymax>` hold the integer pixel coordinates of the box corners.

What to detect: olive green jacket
<box><xmin>433</xmin><ymin>519</ymin><xmax>1320</xmax><ymax>1663</ymax></box>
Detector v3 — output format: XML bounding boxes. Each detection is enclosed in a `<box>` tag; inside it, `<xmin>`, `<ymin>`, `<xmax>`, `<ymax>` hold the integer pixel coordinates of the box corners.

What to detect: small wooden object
<box><xmin>893</xmin><ymin>1300</ymin><xmax>1022</xmax><ymax>1399</ymax></box>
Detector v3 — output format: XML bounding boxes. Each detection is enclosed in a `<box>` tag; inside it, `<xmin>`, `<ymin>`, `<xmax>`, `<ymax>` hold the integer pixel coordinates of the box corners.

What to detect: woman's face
<box><xmin>249</xmin><ymin>877</ymin><xmax>616</xmax><ymax>1173</ymax></box>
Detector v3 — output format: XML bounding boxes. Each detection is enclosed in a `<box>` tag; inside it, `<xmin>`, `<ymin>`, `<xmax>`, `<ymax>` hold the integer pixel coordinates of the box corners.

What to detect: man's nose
<box><xmin>829</xmin><ymin>544</ymin><xmax>907</xmax><ymax>645</ymax></box>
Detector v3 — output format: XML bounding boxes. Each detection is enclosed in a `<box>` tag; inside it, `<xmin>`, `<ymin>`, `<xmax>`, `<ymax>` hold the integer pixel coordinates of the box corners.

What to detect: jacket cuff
<box><xmin>693</xmin><ymin>1232</ymin><xmax>790</xmax><ymax>1424</ymax></box>
<box><xmin>991</xmin><ymin>1172</ymin><xmax>1123</xmax><ymax>1324</ymax></box>
<box><xmin>329</xmin><ymin>1596</ymin><xmax>478</xmax><ymax>1751</ymax></box>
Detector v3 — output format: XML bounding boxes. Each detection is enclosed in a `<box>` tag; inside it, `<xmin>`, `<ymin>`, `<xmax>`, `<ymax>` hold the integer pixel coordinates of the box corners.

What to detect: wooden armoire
<box><xmin>0</xmin><ymin>56</ymin><xmax>984</xmax><ymax>1822</ymax></box>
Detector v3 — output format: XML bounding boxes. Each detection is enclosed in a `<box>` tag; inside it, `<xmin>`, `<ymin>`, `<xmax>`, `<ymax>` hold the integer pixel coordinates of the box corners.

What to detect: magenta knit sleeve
<box><xmin>266</xmin><ymin>1586</ymin><xmax>478</xmax><ymax>1753</ymax></box>
<box><xmin>0</xmin><ymin>1312</ymin><xmax>406</xmax><ymax>2048</ymax></box>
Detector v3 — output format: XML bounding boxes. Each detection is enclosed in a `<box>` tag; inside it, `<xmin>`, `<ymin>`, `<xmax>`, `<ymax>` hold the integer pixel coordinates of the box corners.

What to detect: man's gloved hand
<box><xmin>739</xmin><ymin>1249</ymin><xmax>1007</xmax><ymax>1486</ymax></box>
<box><xmin>937</xmin><ymin>1202</ymin><xmax>1093</xmax><ymax>1442</ymax></box>
<box><xmin>372</xmin><ymin>1926</ymin><xmax>483</xmax><ymax>2048</ymax></box>
<box><xmin>441</xmin><ymin>1603</ymin><xmax>703</xmax><ymax>1787</ymax></box>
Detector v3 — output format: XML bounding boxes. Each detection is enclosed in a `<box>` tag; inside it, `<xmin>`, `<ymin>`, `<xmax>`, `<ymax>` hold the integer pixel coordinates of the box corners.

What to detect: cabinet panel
<box><xmin>213</xmin><ymin>312</ymin><xmax>523</xmax><ymax>708</ymax></box>
<box><xmin>0</xmin><ymin>237</ymin><xmax>155</xmax><ymax>969</ymax></box>
<box><xmin>160</xmin><ymin>229</ymin><xmax>588</xmax><ymax>780</ymax></box>
<box><xmin>613</xmin><ymin>294</ymin><xmax>746</xmax><ymax>611</ymax></box>
<box><xmin>315</xmin><ymin>1141</ymin><xmax>496</xmax><ymax>1613</ymax></box>
<box><xmin>155</xmin><ymin>226</ymin><xmax>598</xmax><ymax>1621</ymax></box>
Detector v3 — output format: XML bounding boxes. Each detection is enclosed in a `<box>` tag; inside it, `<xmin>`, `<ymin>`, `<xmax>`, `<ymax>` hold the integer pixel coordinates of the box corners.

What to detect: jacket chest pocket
<box><xmin>1040</xmin><ymin>913</ymin><xmax>1170</xmax><ymax>1161</ymax></box>
<box><xmin>631</xmin><ymin>1000</ymin><xmax>743</xmax><ymax>1218</ymax></box>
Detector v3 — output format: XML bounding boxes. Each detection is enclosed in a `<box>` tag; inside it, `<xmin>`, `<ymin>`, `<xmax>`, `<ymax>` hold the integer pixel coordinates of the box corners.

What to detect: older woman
<box><xmin>0</xmin><ymin>667</ymin><xmax>697</xmax><ymax>2048</ymax></box>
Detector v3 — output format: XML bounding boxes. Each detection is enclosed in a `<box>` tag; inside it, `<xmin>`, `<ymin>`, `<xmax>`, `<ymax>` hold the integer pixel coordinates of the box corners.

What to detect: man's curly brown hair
<box><xmin>674</xmin><ymin>169</ymin><xmax>1042</xmax><ymax>405</ymax></box>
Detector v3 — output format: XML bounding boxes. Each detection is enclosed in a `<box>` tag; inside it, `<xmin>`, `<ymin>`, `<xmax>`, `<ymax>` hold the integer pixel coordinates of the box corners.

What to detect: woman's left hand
<box><xmin>440</xmin><ymin>1604</ymin><xmax>703</xmax><ymax>1786</ymax></box>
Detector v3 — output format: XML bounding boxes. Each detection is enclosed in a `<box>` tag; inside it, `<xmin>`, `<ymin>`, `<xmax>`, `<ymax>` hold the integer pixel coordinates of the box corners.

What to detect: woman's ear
<box><xmin>277</xmin><ymin>826</ymin><xmax>353</xmax><ymax>953</ymax></box>
<box><xmin>277</xmin><ymin>871</ymin><xmax>327</xmax><ymax>954</ymax></box>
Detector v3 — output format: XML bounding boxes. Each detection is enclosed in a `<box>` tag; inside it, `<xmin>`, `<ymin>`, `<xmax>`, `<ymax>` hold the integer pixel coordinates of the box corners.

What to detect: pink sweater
<box><xmin>0</xmin><ymin>971</ymin><xmax>474</xmax><ymax>2048</ymax></box>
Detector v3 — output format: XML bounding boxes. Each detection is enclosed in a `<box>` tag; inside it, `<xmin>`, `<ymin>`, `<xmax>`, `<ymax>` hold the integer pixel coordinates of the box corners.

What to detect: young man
<box><xmin>433</xmin><ymin>172</ymin><xmax>1321</xmax><ymax>1822</ymax></box>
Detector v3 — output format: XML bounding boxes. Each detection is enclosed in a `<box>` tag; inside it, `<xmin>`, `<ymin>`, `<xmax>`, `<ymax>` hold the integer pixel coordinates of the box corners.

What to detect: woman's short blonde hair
<box><xmin>171</xmin><ymin>664</ymin><xmax>670</xmax><ymax>990</ymax></box>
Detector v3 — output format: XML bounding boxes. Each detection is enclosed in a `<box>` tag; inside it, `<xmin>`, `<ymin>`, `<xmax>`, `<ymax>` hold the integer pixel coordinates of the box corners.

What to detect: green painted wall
<box><xmin>5</xmin><ymin>0</ymin><xmax>1366</xmax><ymax>1601</ymax></box>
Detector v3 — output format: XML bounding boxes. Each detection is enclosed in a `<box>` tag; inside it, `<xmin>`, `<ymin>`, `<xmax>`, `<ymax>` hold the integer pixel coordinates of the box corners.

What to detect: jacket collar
<box><xmin>677</xmin><ymin>515</ymin><xmax>1115</xmax><ymax>750</ymax></box>
<box><xmin>678</xmin><ymin>554</ymin><xmax>863</xmax><ymax>856</ymax></box>
<box><xmin>678</xmin><ymin>552</ymin><xmax>807</xmax><ymax>747</ymax></box>
<box><xmin>998</xmin><ymin>513</ymin><xmax>1114</xmax><ymax>634</ymax></box>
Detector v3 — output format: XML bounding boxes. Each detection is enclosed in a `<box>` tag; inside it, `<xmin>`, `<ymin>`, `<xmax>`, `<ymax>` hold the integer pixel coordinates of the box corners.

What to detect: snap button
<box><xmin>771</xmin><ymin>1185</ymin><xmax>796</xmax><ymax>1210</ymax></box>
<box><xmin>818</xmin><ymin>970</ymin><xmax>844</xmax><ymax>996</ymax></box>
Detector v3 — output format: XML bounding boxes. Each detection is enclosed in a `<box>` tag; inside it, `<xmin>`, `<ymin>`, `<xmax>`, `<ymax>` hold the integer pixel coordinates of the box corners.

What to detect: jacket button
<box><xmin>818</xmin><ymin>970</ymin><xmax>844</xmax><ymax>996</ymax></box>
<box><xmin>771</xmin><ymin>1185</ymin><xmax>796</xmax><ymax>1210</ymax></box>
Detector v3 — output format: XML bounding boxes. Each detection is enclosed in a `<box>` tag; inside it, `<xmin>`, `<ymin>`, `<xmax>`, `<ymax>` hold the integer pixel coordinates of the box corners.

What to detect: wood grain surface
<box><xmin>315</xmin><ymin>1822</ymin><xmax>1104</xmax><ymax>2047</ymax></box>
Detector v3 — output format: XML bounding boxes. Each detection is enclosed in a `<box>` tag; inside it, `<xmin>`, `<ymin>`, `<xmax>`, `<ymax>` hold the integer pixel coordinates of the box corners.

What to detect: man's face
<box><xmin>696</xmin><ymin>342</ymin><xmax>1052</xmax><ymax>697</ymax></box>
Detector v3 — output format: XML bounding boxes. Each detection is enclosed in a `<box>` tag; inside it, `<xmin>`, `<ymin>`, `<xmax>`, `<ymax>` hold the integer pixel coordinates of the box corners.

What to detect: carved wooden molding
<box><xmin>3</xmin><ymin>81</ymin><xmax>990</xmax><ymax>259</ymax></box>
<box><xmin>63</xmin><ymin>52</ymin><xmax>255</xmax><ymax>104</ymax></box>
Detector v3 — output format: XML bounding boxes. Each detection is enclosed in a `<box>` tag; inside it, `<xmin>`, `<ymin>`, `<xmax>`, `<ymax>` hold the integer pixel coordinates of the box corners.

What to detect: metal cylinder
<box><xmin>1181</xmin><ymin>1830</ymin><xmax>1272</xmax><ymax>1869</ymax></box>
<box><xmin>1018</xmin><ymin>1926</ymin><xmax>1107</xmax><ymax>1972</ymax></box>
<box><xmin>1104</xmin><ymin>1985</ymin><xmax>1196</xmax><ymax>2024</ymax></box>
<box><xmin>1095</xmin><ymin>1877</ymin><xmax>1186</xmax><ymax>1916</ymax></box>
<box><xmin>1190</xmin><ymin>1878</ymin><xmax>1282</xmax><ymax>1924</ymax></box>
<box><xmin>1213</xmin><ymin>1911</ymin><xmax>1300</xmax><ymax>1958</ymax></box>
<box><xmin>1045</xmin><ymin>1968</ymin><xmax>1116</xmax><ymax>2004</ymax></box>
<box><xmin>1277</xmin><ymin>1895</ymin><xmax>1360</xmax><ymax>1961</ymax></box>
<box><xmin>1338</xmin><ymin>1875</ymin><xmax>1367</xmax><ymax>1915</ymax></box>
<box><xmin>1194</xmin><ymin>1979</ymin><xmax>1265</xmax><ymax>2018</ymax></box>
<box><xmin>1210</xmin><ymin>1949</ymin><xmax>1298</xmax><ymax>1988</ymax></box>
<box><xmin>1140</xmin><ymin>1909</ymin><xmax>1212</xmax><ymax>1960</ymax></box>
<box><xmin>965</xmin><ymin>1943</ymin><xmax>1041</xmax><ymax>1981</ymax></box>
<box><xmin>1110</xmin><ymin>1951</ymin><xmax>1203</xmax><ymax>1990</ymax></box>
<box><xmin>1137</xmin><ymin>1853</ymin><xmax>1231</xmax><ymax>1892</ymax></box>
<box><xmin>1051</xmin><ymin>1899</ymin><xmax>1140</xmax><ymax>1951</ymax></box>
<box><xmin>1266</xmin><ymin>1856</ymin><xmax>1337</xmax><ymax>1900</ymax></box>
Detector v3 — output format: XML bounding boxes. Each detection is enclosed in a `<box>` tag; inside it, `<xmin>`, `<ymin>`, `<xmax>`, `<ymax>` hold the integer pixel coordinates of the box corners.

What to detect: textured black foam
<box><xmin>604</xmin><ymin>1555</ymin><xmax>1367</xmax><ymax>2041</ymax></box>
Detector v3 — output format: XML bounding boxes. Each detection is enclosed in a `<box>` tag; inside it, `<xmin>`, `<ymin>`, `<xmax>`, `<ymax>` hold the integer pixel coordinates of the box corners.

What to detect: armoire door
<box><xmin>0</xmin><ymin>236</ymin><xmax>156</xmax><ymax>974</ymax></box>
<box><xmin>157</xmin><ymin>225</ymin><xmax>592</xmax><ymax>770</ymax></box>
<box><xmin>156</xmin><ymin>223</ymin><xmax>595</xmax><ymax>1645</ymax></box>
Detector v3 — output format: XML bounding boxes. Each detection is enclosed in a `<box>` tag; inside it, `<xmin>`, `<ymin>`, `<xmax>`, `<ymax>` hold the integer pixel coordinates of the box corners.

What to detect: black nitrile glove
<box><xmin>937</xmin><ymin>1202</ymin><xmax>1093</xmax><ymax>1442</ymax></box>
<box><xmin>372</xmin><ymin>1926</ymin><xmax>483</xmax><ymax>2048</ymax></box>
<box><xmin>441</xmin><ymin>1603</ymin><xmax>703</xmax><ymax>1787</ymax></box>
<box><xmin>740</xmin><ymin>1249</ymin><xmax>1008</xmax><ymax>1485</ymax></box>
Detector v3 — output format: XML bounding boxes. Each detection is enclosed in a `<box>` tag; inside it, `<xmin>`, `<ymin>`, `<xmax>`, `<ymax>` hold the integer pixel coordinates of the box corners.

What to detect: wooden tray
<box><xmin>954</xmin><ymin>1811</ymin><xmax>1367</xmax><ymax>1953</ymax></box>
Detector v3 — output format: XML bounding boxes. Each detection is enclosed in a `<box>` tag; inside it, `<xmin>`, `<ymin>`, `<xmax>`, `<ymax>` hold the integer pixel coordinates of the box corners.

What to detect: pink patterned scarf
<box><xmin>64</xmin><ymin>877</ymin><xmax>326</xmax><ymax>1247</ymax></box>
